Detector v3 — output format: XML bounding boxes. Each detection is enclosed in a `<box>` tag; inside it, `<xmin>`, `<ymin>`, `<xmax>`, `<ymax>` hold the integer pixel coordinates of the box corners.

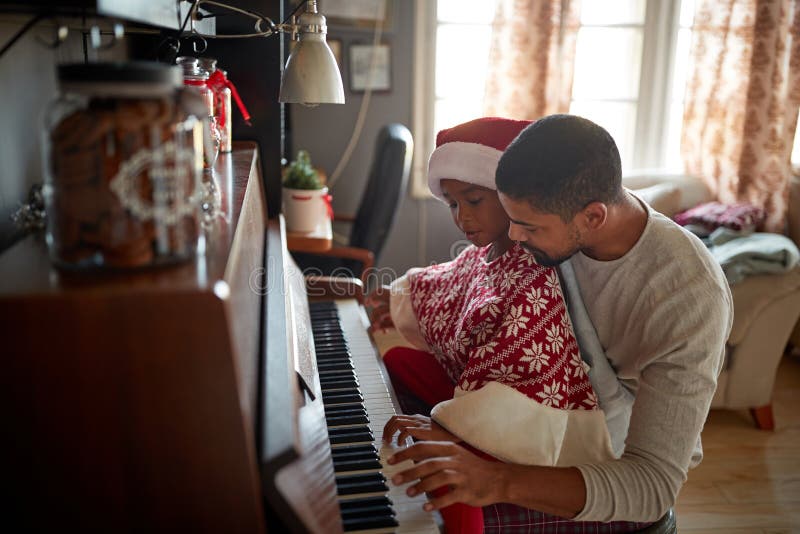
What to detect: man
<box><xmin>385</xmin><ymin>114</ymin><xmax>733</xmax><ymax>528</ymax></box>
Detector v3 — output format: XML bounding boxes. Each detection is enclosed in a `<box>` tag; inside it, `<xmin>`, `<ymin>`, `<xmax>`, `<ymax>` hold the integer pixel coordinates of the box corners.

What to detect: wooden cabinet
<box><xmin>0</xmin><ymin>143</ymin><xmax>269</xmax><ymax>532</ymax></box>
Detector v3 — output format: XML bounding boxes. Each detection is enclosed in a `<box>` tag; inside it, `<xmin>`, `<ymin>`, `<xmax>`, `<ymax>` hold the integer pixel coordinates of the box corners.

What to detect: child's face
<box><xmin>440</xmin><ymin>179</ymin><xmax>511</xmax><ymax>248</ymax></box>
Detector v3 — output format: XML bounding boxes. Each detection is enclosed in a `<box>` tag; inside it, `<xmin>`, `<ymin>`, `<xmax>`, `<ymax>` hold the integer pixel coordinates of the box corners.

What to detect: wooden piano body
<box><xmin>0</xmin><ymin>143</ymin><xmax>437</xmax><ymax>533</ymax></box>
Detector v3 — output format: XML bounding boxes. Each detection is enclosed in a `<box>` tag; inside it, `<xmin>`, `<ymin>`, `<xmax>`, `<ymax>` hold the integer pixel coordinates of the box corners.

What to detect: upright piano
<box><xmin>0</xmin><ymin>143</ymin><xmax>439</xmax><ymax>533</ymax></box>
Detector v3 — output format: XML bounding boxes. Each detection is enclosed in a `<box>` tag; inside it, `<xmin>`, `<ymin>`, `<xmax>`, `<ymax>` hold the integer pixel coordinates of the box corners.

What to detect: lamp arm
<box><xmin>182</xmin><ymin>0</ymin><xmax>277</xmax><ymax>38</ymax></box>
<box><xmin>181</xmin><ymin>0</ymin><xmax>317</xmax><ymax>40</ymax></box>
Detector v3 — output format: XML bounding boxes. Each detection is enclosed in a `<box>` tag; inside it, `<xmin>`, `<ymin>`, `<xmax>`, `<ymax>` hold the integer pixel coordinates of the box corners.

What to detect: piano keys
<box><xmin>311</xmin><ymin>299</ymin><xmax>440</xmax><ymax>533</ymax></box>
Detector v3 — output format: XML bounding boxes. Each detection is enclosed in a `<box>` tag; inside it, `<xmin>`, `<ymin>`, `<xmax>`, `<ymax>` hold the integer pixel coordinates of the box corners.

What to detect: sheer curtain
<box><xmin>483</xmin><ymin>0</ymin><xmax>582</xmax><ymax>119</ymax></box>
<box><xmin>681</xmin><ymin>0</ymin><xmax>800</xmax><ymax>232</ymax></box>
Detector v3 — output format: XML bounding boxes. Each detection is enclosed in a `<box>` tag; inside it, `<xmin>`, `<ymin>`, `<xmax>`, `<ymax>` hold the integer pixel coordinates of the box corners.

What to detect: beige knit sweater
<box><xmin>572</xmin><ymin>201</ymin><xmax>733</xmax><ymax>522</ymax></box>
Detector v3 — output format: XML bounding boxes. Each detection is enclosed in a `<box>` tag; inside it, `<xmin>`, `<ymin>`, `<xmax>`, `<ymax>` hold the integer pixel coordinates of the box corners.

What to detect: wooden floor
<box><xmin>676</xmin><ymin>353</ymin><xmax>800</xmax><ymax>533</ymax></box>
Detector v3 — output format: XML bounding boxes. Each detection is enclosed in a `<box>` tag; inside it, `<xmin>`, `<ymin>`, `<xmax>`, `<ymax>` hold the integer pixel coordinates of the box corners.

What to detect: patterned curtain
<box><xmin>483</xmin><ymin>0</ymin><xmax>582</xmax><ymax>119</ymax></box>
<box><xmin>682</xmin><ymin>0</ymin><xmax>800</xmax><ymax>232</ymax></box>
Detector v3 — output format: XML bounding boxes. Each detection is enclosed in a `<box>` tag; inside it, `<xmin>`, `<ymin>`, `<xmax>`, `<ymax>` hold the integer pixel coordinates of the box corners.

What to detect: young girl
<box><xmin>368</xmin><ymin>117</ymin><xmax>615</xmax><ymax>533</ymax></box>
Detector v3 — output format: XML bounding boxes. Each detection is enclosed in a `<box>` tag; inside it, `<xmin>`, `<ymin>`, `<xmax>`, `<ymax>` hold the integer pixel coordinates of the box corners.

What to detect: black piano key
<box><xmin>320</xmin><ymin>381</ymin><xmax>358</xmax><ymax>391</ymax></box>
<box><xmin>333</xmin><ymin>457</ymin><xmax>382</xmax><ymax>473</ymax></box>
<box><xmin>310</xmin><ymin>321</ymin><xmax>340</xmax><ymax>329</ymax></box>
<box><xmin>338</xmin><ymin>496</ymin><xmax>392</xmax><ymax>511</ymax></box>
<box><xmin>324</xmin><ymin>403</ymin><xmax>366</xmax><ymax>415</ymax></box>
<box><xmin>325</xmin><ymin>412</ymin><xmax>368</xmax><ymax>425</ymax></box>
<box><xmin>315</xmin><ymin>346</ymin><xmax>347</xmax><ymax>352</ymax></box>
<box><xmin>340</xmin><ymin>503</ymin><xmax>395</xmax><ymax>520</ymax></box>
<box><xmin>314</xmin><ymin>332</ymin><xmax>346</xmax><ymax>340</ymax></box>
<box><xmin>311</xmin><ymin>317</ymin><xmax>340</xmax><ymax>325</ymax></box>
<box><xmin>322</xmin><ymin>391</ymin><xmax>361</xmax><ymax>402</ymax></box>
<box><xmin>322</xmin><ymin>387</ymin><xmax>361</xmax><ymax>397</ymax></box>
<box><xmin>315</xmin><ymin>344</ymin><xmax>348</xmax><ymax>351</ymax></box>
<box><xmin>322</xmin><ymin>387</ymin><xmax>364</xmax><ymax>404</ymax></box>
<box><xmin>315</xmin><ymin>346</ymin><xmax>350</xmax><ymax>354</ymax></box>
<box><xmin>315</xmin><ymin>344</ymin><xmax>349</xmax><ymax>352</ymax></box>
<box><xmin>331</xmin><ymin>443</ymin><xmax>377</xmax><ymax>458</ymax></box>
<box><xmin>316</xmin><ymin>351</ymin><xmax>349</xmax><ymax>358</ymax></box>
<box><xmin>309</xmin><ymin>307</ymin><xmax>338</xmax><ymax>315</ymax></box>
<box><xmin>310</xmin><ymin>320</ymin><xmax>340</xmax><ymax>327</ymax></box>
<box><xmin>326</xmin><ymin>413</ymin><xmax>369</xmax><ymax>427</ymax></box>
<box><xmin>329</xmin><ymin>426</ymin><xmax>373</xmax><ymax>445</ymax></box>
<box><xmin>335</xmin><ymin>472</ymin><xmax>388</xmax><ymax>496</ymax></box>
<box><xmin>319</xmin><ymin>370</ymin><xmax>356</xmax><ymax>382</ymax></box>
<box><xmin>314</xmin><ymin>338</ymin><xmax>347</xmax><ymax>346</ymax></box>
<box><xmin>309</xmin><ymin>313</ymin><xmax>339</xmax><ymax>321</ymax></box>
<box><xmin>341</xmin><ymin>515</ymin><xmax>399</xmax><ymax>532</ymax></box>
<box><xmin>332</xmin><ymin>451</ymin><xmax>381</xmax><ymax>471</ymax></box>
<box><xmin>309</xmin><ymin>304</ymin><xmax>337</xmax><ymax>311</ymax></box>
<box><xmin>316</xmin><ymin>355</ymin><xmax>351</xmax><ymax>364</ymax></box>
<box><xmin>323</xmin><ymin>393</ymin><xmax>363</xmax><ymax>406</ymax></box>
<box><xmin>320</xmin><ymin>379</ymin><xmax>359</xmax><ymax>392</ymax></box>
<box><xmin>318</xmin><ymin>361</ymin><xmax>354</xmax><ymax>373</ymax></box>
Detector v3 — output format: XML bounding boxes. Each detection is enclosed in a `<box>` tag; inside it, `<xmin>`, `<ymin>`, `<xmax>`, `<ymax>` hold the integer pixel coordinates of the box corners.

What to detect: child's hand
<box><xmin>365</xmin><ymin>285</ymin><xmax>393</xmax><ymax>331</ymax></box>
<box><xmin>368</xmin><ymin>308</ymin><xmax>394</xmax><ymax>333</ymax></box>
<box><xmin>382</xmin><ymin>414</ymin><xmax>459</xmax><ymax>445</ymax></box>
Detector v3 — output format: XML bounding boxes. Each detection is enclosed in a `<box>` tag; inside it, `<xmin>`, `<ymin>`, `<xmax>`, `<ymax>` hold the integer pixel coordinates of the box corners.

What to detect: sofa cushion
<box><xmin>728</xmin><ymin>267</ymin><xmax>800</xmax><ymax>346</ymax></box>
<box><xmin>631</xmin><ymin>183</ymin><xmax>683</xmax><ymax>217</ymax></box>
<box><xmin>622</xmin><ymin>172</ymin><xmax>713</xmax><ymax>211</ymax></box>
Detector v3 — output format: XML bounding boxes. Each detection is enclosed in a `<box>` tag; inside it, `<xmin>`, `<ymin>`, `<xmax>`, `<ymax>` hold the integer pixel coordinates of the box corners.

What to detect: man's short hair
<box><xmin>495</xmin><ymin>114</ymin><xmax>624</xmax><ymax>221</ymax></box>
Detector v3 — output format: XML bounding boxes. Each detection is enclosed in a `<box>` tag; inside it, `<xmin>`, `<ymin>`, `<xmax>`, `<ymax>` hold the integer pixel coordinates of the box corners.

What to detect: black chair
<box><xmin>292</xmin><ymin>123</ymin><xmax>413</xmax><ymax>286</ymax></box>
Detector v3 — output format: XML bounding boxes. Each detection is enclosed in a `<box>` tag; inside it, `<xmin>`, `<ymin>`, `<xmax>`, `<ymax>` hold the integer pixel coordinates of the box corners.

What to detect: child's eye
<box><xmin>467</xmin><ymin>198</ymin><xmax>482</xmax><ymax>206</ymax></box>
<box><xmin>448</xmin><ymin>202</ymin><xmax>457</xmax><ymax>209</ymax></box>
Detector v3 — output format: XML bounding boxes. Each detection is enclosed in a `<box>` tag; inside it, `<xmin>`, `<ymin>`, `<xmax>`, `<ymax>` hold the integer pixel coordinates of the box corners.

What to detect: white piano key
<box><xmin>332</xmin><ymin>299</ymin><xmax>440</xmax><ymax>534</ymax></box>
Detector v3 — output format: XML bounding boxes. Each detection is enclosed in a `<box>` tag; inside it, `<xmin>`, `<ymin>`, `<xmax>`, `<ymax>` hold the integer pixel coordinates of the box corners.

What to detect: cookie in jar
<box><xmin>42</xmin><ymin>62</ymin><xmax>205</xmax><ymax>270</ymax></box>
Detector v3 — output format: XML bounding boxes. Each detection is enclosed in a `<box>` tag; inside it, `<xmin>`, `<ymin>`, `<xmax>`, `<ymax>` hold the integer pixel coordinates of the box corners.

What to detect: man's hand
<box><xmin>383</xmin><ymin>415</ymin><xmax>460</xmax><ymax>444</ymax></box>
<box><xmin>387</xmin><ymin>441</ymin><xmax>507</xmax><ymax>511</ymax></box>
<box><xmin>388</xmin><ymin>442</ymin><xmax>588</xmax><ymax>518</ymax></box>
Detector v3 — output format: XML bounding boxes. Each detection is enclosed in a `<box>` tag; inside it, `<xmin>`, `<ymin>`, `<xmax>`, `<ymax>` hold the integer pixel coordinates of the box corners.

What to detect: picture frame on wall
<box><xmin>320</xmin><ymin>0</ymin><xmax>393</xmax><ymax>31</ymax></box>
<box><xmin>349</xmin><ymin>43</ymin><xmax>391</xmax><ymax>92</ymax></box>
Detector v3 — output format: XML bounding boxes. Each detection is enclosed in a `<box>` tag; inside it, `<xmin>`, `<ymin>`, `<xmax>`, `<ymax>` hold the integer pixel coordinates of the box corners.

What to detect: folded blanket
<box><xmin>674</xmin><ymin>201</ymin><xmax>766</xmax><ymax>235</ymax></box>
<box><xmin>707</xmin><ymin>228</ymin><xmax>800</xmax><ymax>285</ymax></box>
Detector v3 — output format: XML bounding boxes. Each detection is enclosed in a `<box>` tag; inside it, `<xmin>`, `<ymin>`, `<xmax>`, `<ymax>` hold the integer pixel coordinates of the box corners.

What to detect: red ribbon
<box><xmin>207</xmin><ymin>69</ymin><xmax>252</xmax><ymax>126</ymax></box>
<box><xmin>323</xmin><ymin>193</ymin><xmax>334</xmax><ymax>221</ymax></box>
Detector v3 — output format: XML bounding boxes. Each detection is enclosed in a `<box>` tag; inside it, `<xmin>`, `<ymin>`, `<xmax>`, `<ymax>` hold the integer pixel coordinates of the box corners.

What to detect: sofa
<box><xmin>625</xmin><ymin>172</ymin><xmax>800</xmax><ymax>430</ymax></box>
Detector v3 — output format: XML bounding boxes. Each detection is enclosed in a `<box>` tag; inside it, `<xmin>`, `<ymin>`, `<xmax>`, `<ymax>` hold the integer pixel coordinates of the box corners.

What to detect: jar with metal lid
<box><xmin>42</xmin><ymin>61</ymin><xmax>205</xmax><ymax>270</ymax></box>
<box><xmin>176</xmin><ymin>56</ymin><xmax>221</xmax><ymax>168</ymax></box>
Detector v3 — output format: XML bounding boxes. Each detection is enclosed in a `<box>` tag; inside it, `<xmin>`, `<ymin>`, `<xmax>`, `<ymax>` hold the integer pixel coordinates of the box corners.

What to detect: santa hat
<box><xmin>427</xmin><ymin>116</ymin><xmax>533</xmax><ymax>201</ymax></box>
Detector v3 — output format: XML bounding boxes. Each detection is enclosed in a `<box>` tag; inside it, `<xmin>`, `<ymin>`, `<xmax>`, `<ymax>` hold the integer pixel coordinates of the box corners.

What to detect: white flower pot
<box><xmin>282</xmin><ymin>186</ymin><xmax>330</xmax><ymax>233</ymax></box>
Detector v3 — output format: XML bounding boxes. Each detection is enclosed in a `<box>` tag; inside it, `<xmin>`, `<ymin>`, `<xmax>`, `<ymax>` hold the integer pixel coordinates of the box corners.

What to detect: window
<box><xmin>412</xmin><ymin>0</ymin><xmax>695</xmax><ymax>197</ymax></box>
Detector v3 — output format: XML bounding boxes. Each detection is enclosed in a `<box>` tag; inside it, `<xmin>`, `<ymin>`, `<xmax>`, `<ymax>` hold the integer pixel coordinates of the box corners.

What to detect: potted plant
<box><xmin>281</xmin><ymin>150</ymin><xmax>330</xmax><ymax>233</ymax></box>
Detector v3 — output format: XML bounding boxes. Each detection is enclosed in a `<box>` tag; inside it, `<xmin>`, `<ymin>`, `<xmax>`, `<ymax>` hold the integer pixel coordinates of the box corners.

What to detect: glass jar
<box><xmin>199</xmin><ymin>57</ymin><xmax>233</xmax><ymax>153</ymax></box>
<box><xmin>42</xmin><ymin>62</ymin><xmax>205</xmax><ymax>270</ymax></box>
<box><xmin>176</xmin><ymin>56</ymin><xmax>221</xmax><ymax>169</ymax></box>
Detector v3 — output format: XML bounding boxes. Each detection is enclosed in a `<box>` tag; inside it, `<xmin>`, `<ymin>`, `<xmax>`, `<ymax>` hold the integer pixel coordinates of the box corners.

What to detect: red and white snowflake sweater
<box><xmin>389</xmin><ymin>243</ymin><xmax>614</xmax><ymax>466</ymax></box>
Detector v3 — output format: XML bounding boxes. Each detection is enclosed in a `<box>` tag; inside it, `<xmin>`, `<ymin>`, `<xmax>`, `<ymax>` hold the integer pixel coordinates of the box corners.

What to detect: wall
<box><xmin>289</xmin><ymin>1</ymin><xmax>463</xmax><ymax>276</ymax></box>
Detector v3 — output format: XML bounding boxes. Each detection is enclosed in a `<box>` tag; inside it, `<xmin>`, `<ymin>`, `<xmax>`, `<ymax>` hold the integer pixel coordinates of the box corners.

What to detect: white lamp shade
<box><xmin>279</xmin><ymin>35</ymin><xmax>345</xmax><ymax>105</ymax></box>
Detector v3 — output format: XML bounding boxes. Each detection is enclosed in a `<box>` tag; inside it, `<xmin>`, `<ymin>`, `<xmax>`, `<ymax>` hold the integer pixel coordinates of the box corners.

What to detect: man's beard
<box><xmin>519</xmin><ymin>241</ymin><xmax>579</xmax><ymax>267</ymax></box>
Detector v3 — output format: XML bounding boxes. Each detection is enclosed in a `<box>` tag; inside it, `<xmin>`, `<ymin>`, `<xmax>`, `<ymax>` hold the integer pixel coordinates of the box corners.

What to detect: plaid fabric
<box><xmin>483</xmin><ymin>503</ymin><xmax>650</xmax><ymax>533</ymax></box>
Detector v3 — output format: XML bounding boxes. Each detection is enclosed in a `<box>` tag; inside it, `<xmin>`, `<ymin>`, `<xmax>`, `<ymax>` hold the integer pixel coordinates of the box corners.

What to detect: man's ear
<box><xmin>579</xmin><ymin>202</ymin><xmax>608</xmax><ymax>230</ymax></box>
